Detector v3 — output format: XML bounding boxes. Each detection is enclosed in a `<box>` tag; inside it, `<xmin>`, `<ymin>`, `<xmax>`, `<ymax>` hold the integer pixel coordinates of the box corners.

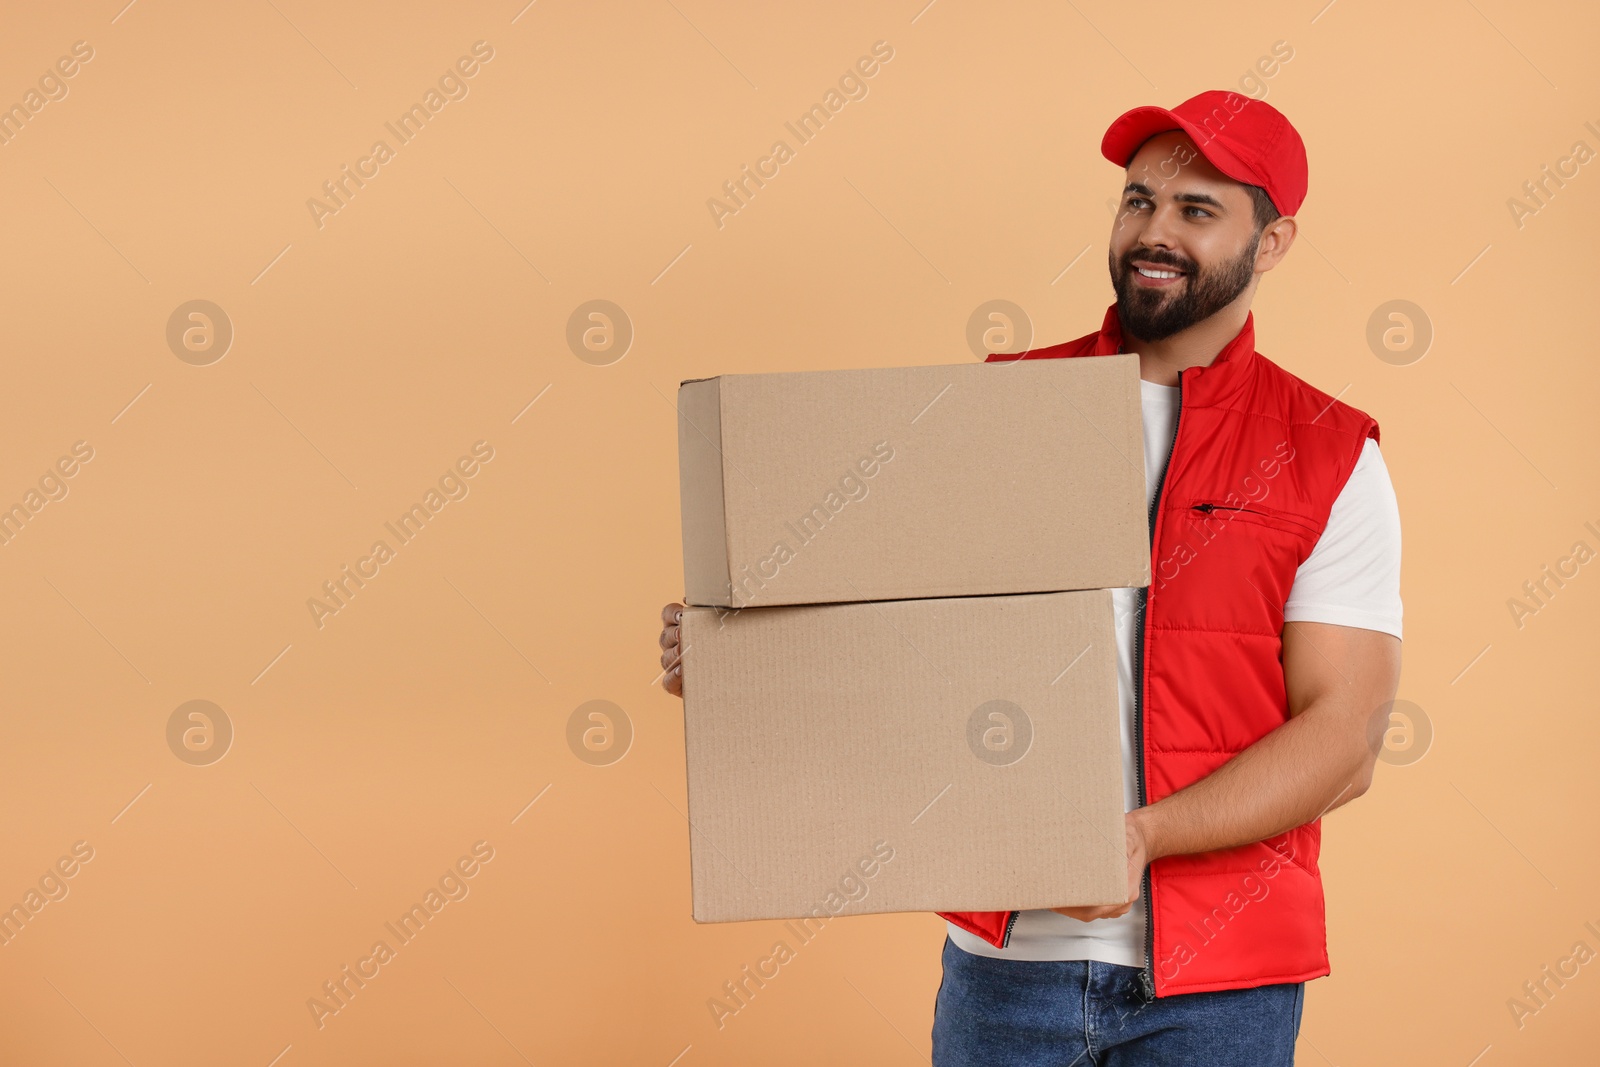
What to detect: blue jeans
<box><xmin>932</xmin><ymin>936</ymin><xmax>1305</xmax><ymax>1066</ymax></box>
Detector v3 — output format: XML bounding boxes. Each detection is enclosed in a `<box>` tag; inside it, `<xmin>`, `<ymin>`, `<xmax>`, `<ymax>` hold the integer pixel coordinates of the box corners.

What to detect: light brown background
<box><xmin>0</xmin><ymin>1</ymin><xmax>1596</xmax><ymax>1064</ymax></box>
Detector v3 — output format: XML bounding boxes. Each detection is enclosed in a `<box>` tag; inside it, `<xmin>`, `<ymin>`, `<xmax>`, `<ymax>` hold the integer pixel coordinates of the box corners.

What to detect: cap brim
<box><xmin>1100</xmin><ymin>106</ymin><xmax>1264</xmax><ymax>191</ymax></box>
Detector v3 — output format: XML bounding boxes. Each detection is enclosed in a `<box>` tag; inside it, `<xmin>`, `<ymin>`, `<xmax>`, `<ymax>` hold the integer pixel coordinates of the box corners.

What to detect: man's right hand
<box><xmin>658</xmin><ymin>602</ymin><xmax>685</xmax><ymax>698</ymax></box>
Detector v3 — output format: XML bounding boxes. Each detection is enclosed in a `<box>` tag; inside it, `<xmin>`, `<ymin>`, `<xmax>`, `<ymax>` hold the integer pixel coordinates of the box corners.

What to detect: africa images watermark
<box><xmin>712</xmin><ymin>439</ymin><xmax>895</xmax><ymax>624</ymax></box>
<box><xmin>1111</xmin><ymin>88</ymin><xmax>1267</xmax><ymax>235</ymax></box>
<box><xmin>705</xmin><ymin>40</ymin><xmax>895</xmax><ymax>230</ymax></box>
<box><xmin>1506</xmin><ymin>517</ymin><xmax>1600</xmax><ymax>631</ymax></box>
<box><xmin>0</xmin><ymin>40</ymin><xmax>95</xmax><ymax>149</ymax></box>
<box><xmin>1506</xmin><ymin>917</ymin><xmax>1600</xmax><ymax>1030</ymax></box>
<box><xmin>1154</xmin><ymin>837</ymin><xmax>1302</xmax><ymax>981</ymax></box>
<box><xmin>307</xmin><ymin>441</ymin><xmax>495</xmax><ymax>629</ymax></box>
<box><xmin>1149</xmin><ymin>439</ymin><xmax>1298</xmax><ymax>593</ymax></box>
<box><xmin>306</xmin><ymin>41</ymin><xmax>496</xmax><ymax>230</ymax></box>
<box><xmin>306</xmin><ymin>840</ymin><xmax>496</xmax><ymax>1030</ymax></box>
<box><xmin>705</xmin><ymin>840</ymin><xmax>896</xmax><ymax>1030</ymax></box>
<box><xmin>0</xmin><ymin>440</ymin><xmax>94</xmax><ymax>548</ymax></box>
<box><xmin>1506</xmin><ymin>116</ymin><xmax>1600</xmax><ymax>231</ymax></box>
<box><xmin>0</xmin><ymin>841</ymin><xmax>95</xmax><ymax>948</ymax></box>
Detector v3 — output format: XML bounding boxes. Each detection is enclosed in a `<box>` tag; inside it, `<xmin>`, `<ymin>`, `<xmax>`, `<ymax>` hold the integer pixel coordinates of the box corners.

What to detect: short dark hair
<box><xmin>1246</xmin><ymin>184</ymin><xmax>1280</xmax><ymax>232</ymax></box>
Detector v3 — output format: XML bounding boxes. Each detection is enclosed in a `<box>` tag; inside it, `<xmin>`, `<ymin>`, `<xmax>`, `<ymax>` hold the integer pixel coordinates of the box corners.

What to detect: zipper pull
<box><xmin>1138</xmin><ymin>967</ymin><xmax>1157</xmax><ymax>1002</ymax></box>
<box><xmin>1192</xmin><ymin>503</ymin><xmax>1215</xmax><ymax>514</ymax></box>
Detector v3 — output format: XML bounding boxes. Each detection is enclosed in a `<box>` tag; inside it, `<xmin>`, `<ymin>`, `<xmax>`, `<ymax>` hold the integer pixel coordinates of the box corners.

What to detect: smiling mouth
<box><xmin>1130</xmin><ymin>263</ymin><xmax>1187</xmax><ymax>287</ymax></box>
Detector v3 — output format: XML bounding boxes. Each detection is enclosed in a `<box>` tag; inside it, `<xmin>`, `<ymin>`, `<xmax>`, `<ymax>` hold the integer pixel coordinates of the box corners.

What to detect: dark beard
<box><xmin>1109</xmin><ymin>233</ymin><xmax>1260</xmax><ymax>342</ymax></box>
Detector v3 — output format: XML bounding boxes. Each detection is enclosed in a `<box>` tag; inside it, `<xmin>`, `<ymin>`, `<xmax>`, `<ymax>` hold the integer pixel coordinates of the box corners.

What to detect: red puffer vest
<box><xmin>940</xmin><ymin>302</ymin><xmax>1378</xmax><ymax>999</ymax></box>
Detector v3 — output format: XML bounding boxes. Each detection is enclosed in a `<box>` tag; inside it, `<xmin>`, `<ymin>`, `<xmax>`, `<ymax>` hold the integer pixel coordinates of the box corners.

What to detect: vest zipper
<box><xmin>1134</xmin><ymin>371</ymin><xmax>1183</xmax><ymax>1002</ymax></box>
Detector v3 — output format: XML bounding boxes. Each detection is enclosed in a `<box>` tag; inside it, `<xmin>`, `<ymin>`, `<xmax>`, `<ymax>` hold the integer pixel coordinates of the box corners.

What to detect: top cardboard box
<box><xmin>677</xmin><ymin>356</ymin><xmax>1149</xmax><ymax>608</ymax></box>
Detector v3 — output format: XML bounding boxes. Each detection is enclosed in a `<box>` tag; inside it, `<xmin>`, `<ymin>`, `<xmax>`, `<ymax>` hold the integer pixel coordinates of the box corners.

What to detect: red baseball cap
<box><xmin>1100</xmin><ymin>90</ymin><xmax>1308</xmax><ymax>216</ymax></box>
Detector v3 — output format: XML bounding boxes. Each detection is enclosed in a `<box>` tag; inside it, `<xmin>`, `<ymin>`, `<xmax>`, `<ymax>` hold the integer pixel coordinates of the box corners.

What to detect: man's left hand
<box><xmin>1051</xmin><ymin>810</ymin><xmax>1150</xmax><ymax>922</ymax></box>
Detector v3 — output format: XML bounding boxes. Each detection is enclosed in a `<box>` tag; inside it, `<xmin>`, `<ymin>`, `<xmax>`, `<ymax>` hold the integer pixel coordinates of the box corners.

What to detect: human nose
<box><xmin>1139</xmin><ymin>201</ymin><xmax>1183</xmax><ymax>251</ymax></box>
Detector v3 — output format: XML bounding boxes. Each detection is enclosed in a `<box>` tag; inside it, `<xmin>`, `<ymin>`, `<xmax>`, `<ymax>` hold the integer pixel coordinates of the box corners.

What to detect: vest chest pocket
<box><xmin>1163</xmin><ymin>498</ymin><xmax>1323</xmax><ymax>578</ymax></box>
<box><xmin>1177</xmin><ymin>498</ymin><xmax>1322</xmax><ymax>538</ymax></box>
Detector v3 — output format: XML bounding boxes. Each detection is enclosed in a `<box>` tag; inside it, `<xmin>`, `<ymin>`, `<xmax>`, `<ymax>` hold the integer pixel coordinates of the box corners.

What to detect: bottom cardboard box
<box><xmin>678</xmin><ymin>589</ymin><xmax>1128</xmax><ymax>923</ymax></box>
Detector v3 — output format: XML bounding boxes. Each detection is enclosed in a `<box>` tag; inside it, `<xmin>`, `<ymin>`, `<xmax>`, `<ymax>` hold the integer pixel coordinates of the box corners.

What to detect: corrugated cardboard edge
<box><xmin>677</xmin><ymin>606</ymin><xmax>715</xmax><ymax>921</ymax></box>
<box><xmin>677</xmin><ymin>378</ymin><xmax>731</xmax><ymax>606</ymax></box>
<box><xmin>1101</xmin><ymin>354</ymin><xmax>1152</xmax><ymax>587</ymax></box>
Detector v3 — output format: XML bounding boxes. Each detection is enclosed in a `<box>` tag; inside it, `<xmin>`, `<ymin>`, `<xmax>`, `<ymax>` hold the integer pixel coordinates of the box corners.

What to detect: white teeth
<box><xmin>1136</xmin><ymin>267</ymin><xmax>1183</xmax><ymax>279</ymax></box>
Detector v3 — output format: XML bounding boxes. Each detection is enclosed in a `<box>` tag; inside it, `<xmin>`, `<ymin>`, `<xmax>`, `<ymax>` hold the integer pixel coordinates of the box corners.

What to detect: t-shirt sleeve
<box><xmin>1281</xmin><ymin>437</ymin><xmax>1403</xmax><ymax>639</ymax></box>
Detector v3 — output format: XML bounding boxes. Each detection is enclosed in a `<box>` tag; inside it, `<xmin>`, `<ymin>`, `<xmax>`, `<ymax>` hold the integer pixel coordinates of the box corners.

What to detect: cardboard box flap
<box><xmin>676</xmin><ymin>378</ymin><xmax>729</xmax><ymax>606</ymax></box>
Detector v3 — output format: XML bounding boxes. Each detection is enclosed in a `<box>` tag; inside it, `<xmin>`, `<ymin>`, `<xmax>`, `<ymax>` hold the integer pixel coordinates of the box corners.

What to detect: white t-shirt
<box><xmin>948</xmin><ymin>377</ymin><xmax>1403</xmax><ymax>965</ymax></box>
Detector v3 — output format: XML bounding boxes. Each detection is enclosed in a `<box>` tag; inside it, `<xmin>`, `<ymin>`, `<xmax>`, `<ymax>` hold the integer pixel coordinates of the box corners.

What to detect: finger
<box><xmin>663</xmin><ymin>663</ymin><xmax>683</xmax><ymax>697</ymax></box>
<box><xmin>661</xmin><ymin>602</ymin><xmax>685</xmax><ymax>626</ymax></box>
<box><xmin>659</xmin><ymin>624</ymin><xmax>679</xmax><ymax>650</ymax></box>
<box><xmin>661</xmin><ymin>646</ymin><xmax>681</xmax><ymax>671</ymax></box>
<box><xmin>1052</xmin><ymin>904</ymin><xmax>1127</xmax><ymax>922</ymax></box>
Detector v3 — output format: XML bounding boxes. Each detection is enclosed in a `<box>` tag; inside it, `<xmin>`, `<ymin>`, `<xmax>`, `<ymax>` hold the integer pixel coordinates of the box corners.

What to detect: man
<box><xmin>659</xmin><ymin>90</ymin><xmax>1402</xmax><ymax>1064</ymax></box>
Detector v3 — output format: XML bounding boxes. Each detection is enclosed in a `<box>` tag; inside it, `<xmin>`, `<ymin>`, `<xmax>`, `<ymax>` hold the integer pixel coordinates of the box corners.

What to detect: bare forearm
<box><xmin>1133</xmin><ymin>702</ymin><xmax>1370</xmax><ymax>863</ymax></box>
